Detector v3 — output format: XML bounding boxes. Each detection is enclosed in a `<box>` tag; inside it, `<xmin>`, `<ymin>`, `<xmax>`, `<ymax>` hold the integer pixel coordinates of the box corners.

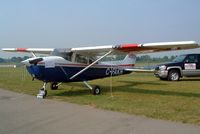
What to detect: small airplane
<box><xmin>2</xmin><ymin>41</ymin><xmax>199</xmax><ymax>98</ymax></box>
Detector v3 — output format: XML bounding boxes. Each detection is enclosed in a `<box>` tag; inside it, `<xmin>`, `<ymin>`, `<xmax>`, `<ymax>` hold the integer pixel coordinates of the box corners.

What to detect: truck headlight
<box><xmin>159</xmin><ymin>65</ymin><xmax>167</xmax><ymax>71</ymax></box>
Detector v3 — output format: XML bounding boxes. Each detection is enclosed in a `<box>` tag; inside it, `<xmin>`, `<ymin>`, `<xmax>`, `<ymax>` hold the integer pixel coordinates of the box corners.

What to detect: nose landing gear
<box><xmin>37</xmin><ymin>82</ymin><xmax>47</xmax><ymax>99</ymax></box>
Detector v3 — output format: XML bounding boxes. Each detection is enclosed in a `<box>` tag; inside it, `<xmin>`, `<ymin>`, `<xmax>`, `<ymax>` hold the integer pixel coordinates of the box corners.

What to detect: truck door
<box><xmin>197</xmin><ymin>55</ymin><xmax>200</xmax><ymax>75</ymax></box>
<box><xmin>183</xmin><ymin>54</ymin><xmax>200</xmax><ymax>76</ymax></box>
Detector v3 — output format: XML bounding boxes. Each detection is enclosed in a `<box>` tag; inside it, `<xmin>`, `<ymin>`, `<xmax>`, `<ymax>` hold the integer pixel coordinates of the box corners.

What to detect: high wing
<box><xmin>71</xmin><ymin>41</ymin><xmax>199</xmax><ymax>56</ymax></box>
<box><xmin>1</xmin><ymin>48</ymin><xmax>54</xmax><ymax>54</ymax></box>
<box><xmin>2</xmin><ymin>41</ymin><xmax>199</xmax><ymax>80</ymax></box>
<box><xmin>2</xmin><ymin>41</ymin><xmax>199</xmax><ymax>56</ymax></box>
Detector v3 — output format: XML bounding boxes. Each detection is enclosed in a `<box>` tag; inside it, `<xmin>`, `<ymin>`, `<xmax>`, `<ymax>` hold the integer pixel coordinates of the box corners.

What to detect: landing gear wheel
<box><xmin>37</xmin><ymin>88</ymin><xmax>47</xmax><ymax>98</ymax></box>
<box><xmin>51</xmin><ymin>82</ymin><xmax>58</xmax><ymax>90</ymax></box>
<box><xmin>168</xmin><ymin>70</ymin><xmax>180</xmax><ymax>81</ymax></box>
<box><xmin>92</xmin><ymin>86</ymin><xmax>101</xmax><ymax>95</ymax></box>
<box><xmin>44</xmin><ymin>90</ymin><xmax>47</xmax><ymax>97</ymax></box>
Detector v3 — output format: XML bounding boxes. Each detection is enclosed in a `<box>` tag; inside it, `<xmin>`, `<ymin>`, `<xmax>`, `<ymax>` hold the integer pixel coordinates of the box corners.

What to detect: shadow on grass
<box><xmin>181</xmin><ymin>78</ymin><xmax>200</xmax><ymax>81</ymax></box>
<box><xmin>118</xmin><ymin>80</ymin><xmax>166</xmax><ymax>86</ymax></box>
<box><xmin>117</xmin><ymin>88</ymin><xmax>200</xmax><ymax>98</ymax></box>
<box><xmin>52</xmin><ymin>80</ymin><xmax>164</xmax><ymax>97</ymax></box>
<box><xmin>52</xmin><ymin>89</ymin><xmax>90</xmax><ymax>97</ymax></box>
<box><xmin>51</xmin><ymin>80</ymin><xmax>200</xmax><ymax>99</ymax></box>
<box><xmin>106</xmin><ymin>80</ymin><xmax>200</xmax><ymax>98</ymax></box>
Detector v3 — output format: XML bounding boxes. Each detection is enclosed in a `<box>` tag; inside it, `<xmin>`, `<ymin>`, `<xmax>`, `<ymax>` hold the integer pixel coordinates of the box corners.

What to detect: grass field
<box><xmin>1</xmin><ymin>67</ymin><xmax>200</xmax><ymax>125</ymax></box>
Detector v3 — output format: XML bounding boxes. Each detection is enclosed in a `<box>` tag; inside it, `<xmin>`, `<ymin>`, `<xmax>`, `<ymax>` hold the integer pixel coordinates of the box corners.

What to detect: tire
<box><xmin>51</xmin><ymin>82</ymin><xmax>58</xmax><ymax>90</ymax></box>
<box><xmin>167</xmin><ymin>70</ymin><xmax>180</xmax><ymax>81</ymax></box>
<box><xmin>39</xmin><ymin>88</ymin><xmax>47</xmax><ymax>98</ymax></box>
<box><xmin>44</xmin><ymin>90</ymin><xmax>47</xmax><ymax>97</ymax></box>
<box><xmin>92</xmin><ymin>86</ymin><xmax>101</xmax><ymax>95</ymax></box>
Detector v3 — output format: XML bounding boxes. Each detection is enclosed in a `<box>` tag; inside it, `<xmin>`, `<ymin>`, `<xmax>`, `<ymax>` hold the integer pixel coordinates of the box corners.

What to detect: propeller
<box><xmin>21</xmin><ymin>57</ymin><xmax>43</xmax><ymax>81</ymax></box>
<box><xmin>29</xmin><ymin>58</ymin><xmax>43</xmax><ymax>65</ymax></box>
<box><xmin>21</xmin><ymin>57</ymin><xmax>43</xmax><ymax>66</ymax></box>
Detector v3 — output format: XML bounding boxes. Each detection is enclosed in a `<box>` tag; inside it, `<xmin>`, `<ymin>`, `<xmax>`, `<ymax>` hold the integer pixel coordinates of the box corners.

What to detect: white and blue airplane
<box><xmin>2</xmin><ymin>41</ymin><xmax>199</xmax><ymax>98</ymax></box>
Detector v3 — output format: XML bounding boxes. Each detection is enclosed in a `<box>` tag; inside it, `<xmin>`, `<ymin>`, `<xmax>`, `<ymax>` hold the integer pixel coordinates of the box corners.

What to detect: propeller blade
<box><xmin>21</xmin><ymin>57</ymin><xmax>43</xmax><ymax>66</ymax></box>
<box><xmin>29</xmin><ymin>58</ymin><xmax>43</xmax><ymax>65</ymax></box>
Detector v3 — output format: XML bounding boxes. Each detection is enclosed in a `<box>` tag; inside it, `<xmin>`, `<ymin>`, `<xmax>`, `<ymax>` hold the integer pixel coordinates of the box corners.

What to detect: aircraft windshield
<box><xmin>173</xmin><ymin>55</ymin><xmax>186</xmax><ymax>62</ymax></box>
<box><xmin>51</xmin><ymin>49</ymin><xmax>72</xmax><ymax>61</ymax></box>
<box><xmin>101</xmin><ymin>54</ymin><xmax>126</xmax><ymax>61</ymax></box>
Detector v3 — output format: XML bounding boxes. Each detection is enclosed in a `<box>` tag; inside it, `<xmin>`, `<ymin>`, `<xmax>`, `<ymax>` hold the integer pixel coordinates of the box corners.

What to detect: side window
<box><xmin>64</xmin><ymin>52</ymin><xmax>72</xmax><ymax>61</ymax></box>
<box><xmin>74</xmin><ymin>54</ymin><xmax>95</xmax><ymax>64</ymax></box>
<box><xmin>185</xmin><ymin>55</ymin><xmax>198</xmax><ymax>63</ymax></box>
<box><xmin>88</xmin><ymin>59</ymin><xmax>93</xmax><ymax>64</ymax></box>
<box><xmin>75</xmin><ymin>54</ymin><xmax>88</xmax><ymax>64</ymax></box>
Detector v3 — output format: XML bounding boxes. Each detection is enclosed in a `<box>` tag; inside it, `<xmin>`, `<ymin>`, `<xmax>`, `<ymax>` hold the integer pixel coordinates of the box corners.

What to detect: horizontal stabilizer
<box><xmin>125</xmin><ymin>68</ymin><xmax>155</xmax><ymax>73</ymax></box>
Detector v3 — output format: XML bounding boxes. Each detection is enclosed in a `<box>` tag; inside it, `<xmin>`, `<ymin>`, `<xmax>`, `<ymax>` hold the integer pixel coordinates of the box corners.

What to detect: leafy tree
<box><xmin>0</xmin><ymin>58</ymin><xmax>5</xmax><ymax>63</ymax></box>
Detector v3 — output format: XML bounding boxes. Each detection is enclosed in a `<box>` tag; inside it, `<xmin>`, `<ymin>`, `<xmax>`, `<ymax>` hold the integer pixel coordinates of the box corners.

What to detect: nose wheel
<box><xmin>37</xmin><ymin>82</ymin><xmax>47</xmax><ymax>99</ymax></box>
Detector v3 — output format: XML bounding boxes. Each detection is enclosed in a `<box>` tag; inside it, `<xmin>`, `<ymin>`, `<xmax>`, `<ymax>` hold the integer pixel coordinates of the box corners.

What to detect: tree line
<box><xmin>137</xmin><ymin>55</ymin><xmax>176</xmax><ymax>63</ymax></box>
<box><xmin>0</xmin><ymin>56</ymin><xmax>30</xmax><ymax>63</ymax></box>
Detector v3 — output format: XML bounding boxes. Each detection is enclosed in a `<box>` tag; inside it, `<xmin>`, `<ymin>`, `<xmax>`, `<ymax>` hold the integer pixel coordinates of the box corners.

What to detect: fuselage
<box><xmin>25</xmin><ymin>56</ymin><xmax>133</xmax><ymax>83</ymax></box>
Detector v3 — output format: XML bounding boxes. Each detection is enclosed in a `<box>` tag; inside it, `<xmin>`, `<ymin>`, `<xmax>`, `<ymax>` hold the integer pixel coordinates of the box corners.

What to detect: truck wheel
<box><xmin>168</xmin><ymin>70</ymin><xmax>180</xmax><ymax>81</ymax></box>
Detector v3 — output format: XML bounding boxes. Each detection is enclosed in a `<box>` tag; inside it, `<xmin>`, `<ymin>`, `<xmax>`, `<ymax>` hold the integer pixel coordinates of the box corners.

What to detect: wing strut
<box><xmin>70</xmin><ymin>50</ymin><xmax>112</xmax><ymax>80</ymax></box>
<box><xmin>31</xmin><ymin>52</ymin><xmax>36</xmax><ymax>58</ymax></box>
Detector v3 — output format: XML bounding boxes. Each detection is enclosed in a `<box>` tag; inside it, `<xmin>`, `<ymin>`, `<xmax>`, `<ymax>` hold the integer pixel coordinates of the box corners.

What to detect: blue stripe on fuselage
<box><xmin>26</xmin><ymin>65</ymin><xmax>131</xmax><ymax>82</ymax></box>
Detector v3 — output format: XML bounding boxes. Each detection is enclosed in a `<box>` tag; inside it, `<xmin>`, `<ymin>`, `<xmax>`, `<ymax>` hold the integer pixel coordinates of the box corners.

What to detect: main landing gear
<box><xmin>50</xmin><ymin>82</ymin><xmax>59</xmax><ymax>90</ymax></box>
<box><xmin>83</xmin><ymin>81</ymin><xmax>101</xmax><ymax>95</ymax></box>
<box><xmin>37</xmin><ymin>81</ymin><xmax>101</xmax><ymax>99</ymax></box>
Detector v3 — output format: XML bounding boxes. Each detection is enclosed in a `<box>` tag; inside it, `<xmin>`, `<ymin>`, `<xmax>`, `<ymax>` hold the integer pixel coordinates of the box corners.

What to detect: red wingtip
<box><xmin>16</xmin><ymin>48</ymin><xmax>27</xmax><ymax>52</ymax></box>
<box><xmin>121</xmin><ymin>44</ymin><xmax>139</xmax><ymax>48</ymax></box>
<box><xmin>118</xmin><ymin>44</ymin><xmax>140</xmax><ymax>51</ymax></box>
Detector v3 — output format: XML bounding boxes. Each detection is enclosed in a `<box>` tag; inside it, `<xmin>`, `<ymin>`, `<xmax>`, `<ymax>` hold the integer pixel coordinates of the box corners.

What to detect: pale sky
<box><xmin>0</xmin><ymin>0</ymin><xmax>200</xmax><ymax>58</ymax></box>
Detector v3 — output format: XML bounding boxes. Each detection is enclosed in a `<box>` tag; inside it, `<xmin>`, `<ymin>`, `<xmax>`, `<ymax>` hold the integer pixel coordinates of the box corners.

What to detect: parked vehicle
<box><xmin>154</xmin><ymin>54</ymin><xmax>200</xmax><ymax>81</ymax></box>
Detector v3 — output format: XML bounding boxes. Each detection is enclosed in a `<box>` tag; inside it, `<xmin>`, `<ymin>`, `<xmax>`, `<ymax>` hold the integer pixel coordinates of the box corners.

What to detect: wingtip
<box><xmin>1</xmin><ymin>48</ymin><xmax>16</xmax><ymax>52</ymax></box>
<box><xmin>1</xmin><ymin>48</ymin><xmax>28</xmax><ymax>52</ymax></box>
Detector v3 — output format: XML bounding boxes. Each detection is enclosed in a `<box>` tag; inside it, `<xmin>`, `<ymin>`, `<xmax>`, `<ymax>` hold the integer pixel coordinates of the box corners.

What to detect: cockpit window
<box><xmin>51</xmin><ymin>49</ymin><xmax>72</xmax><ymax>61</ymax></box>
<box><xmin>75</xmin><ymin>54</ymin><xmax>88</xmax><ymax>64</ymax></box>
<box><xmin>63</xmin><ymin>52</ymin><xmax>72</xmax><ymax>61</ymax></box>
<box><xmin>51</xmin><ymin>49</ymin><xmax>95</xmax><ymax>64</ymax></box>
<box><xmin>101</xmin><ymin>54</ymin><xmax>126</xmax><ymax>61</ymax></box>
<box><xmin>75</xmin><ymin>54</ymin><xmax>94</xmax><ymax>64</ymax></box>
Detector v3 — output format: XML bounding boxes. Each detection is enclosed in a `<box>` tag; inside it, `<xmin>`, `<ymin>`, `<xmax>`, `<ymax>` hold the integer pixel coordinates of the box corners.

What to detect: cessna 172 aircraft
<box><xmin>2</xmin><ymin>41</ymin><xmax>199</xmax><ymax>98</ymax></box>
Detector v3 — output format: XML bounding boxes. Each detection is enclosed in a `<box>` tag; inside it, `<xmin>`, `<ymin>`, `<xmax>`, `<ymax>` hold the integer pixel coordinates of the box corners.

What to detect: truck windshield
<box><xmin>173</xmin><ymin>55</ymin><xmax>186</xmax><ymax>62</ymax></box>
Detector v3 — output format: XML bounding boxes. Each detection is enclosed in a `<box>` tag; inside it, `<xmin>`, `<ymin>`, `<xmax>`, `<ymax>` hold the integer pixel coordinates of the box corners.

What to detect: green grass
<box><xmin>1</xmin><ymin>67</ymin><xmax>200</xmax><ymax>125</ymax></box>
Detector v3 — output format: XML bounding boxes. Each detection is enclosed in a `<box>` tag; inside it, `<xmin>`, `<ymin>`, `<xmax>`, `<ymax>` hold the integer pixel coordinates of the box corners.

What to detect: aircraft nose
<box><xmin>21</xmin><ymin>57</ymin><xmax>43</xmax><ymax>66</ymax></box>
<box><xmin>21</xmin><ymin>59</ymin><xmax>30</xmax><ymax>66</ymax></box>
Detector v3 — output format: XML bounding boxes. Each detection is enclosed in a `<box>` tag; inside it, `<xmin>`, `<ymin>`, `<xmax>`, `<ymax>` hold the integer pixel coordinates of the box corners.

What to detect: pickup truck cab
<box><xmin>154</xmin><ymin>54</ymin><xmax>200</xmax><ymax>81</ymax></box>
